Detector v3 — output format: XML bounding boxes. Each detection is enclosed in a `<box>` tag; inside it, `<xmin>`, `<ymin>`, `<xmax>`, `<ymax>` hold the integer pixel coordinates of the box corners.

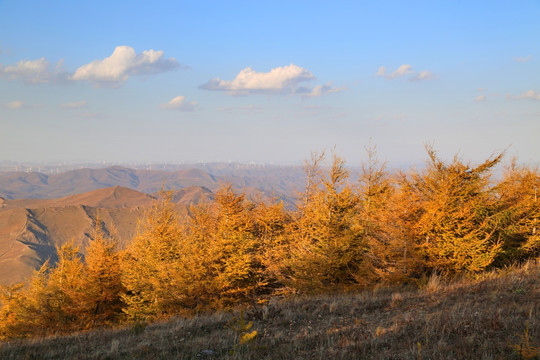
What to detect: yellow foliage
<box><xmin>495</xmin><ymin>160</ymin><xmax>540</xmax><ymax>259</ymax></box>
<box><xmin>358</xmin><ymin>144</ymin><xmax>422</xmax><ymax>284</ymax></box>
<box><xmin>182</xmin><ymin>184</ymin><xmax>278</xmax><ymax>309</ymax></box>
<box><xmin>401</xmin><ymin>145</ymin><xmax>504</xmax><ymax>275</ymax></box>
<box><xmin>282</xmin><ymin>153</ymin><xmax>369</xmax><ymax>292</ymax></box>
<box><xmin>4</xmin><ymin>146</ymin><xmax>540</xmax><ymax>340</ymax></box>
<box><xmin>121</xmin><ymin>191</ymin><xmax>185</xmax><ymax>321</ymax></box>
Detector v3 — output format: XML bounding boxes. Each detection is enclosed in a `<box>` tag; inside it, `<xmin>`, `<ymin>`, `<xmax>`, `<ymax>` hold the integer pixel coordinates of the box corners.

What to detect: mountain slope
<box><xmin>0</xmin><ymin>165</ymin><xmax>307</xmax><ymax>203</ymax></box>
<box><xmin>0</xmin><ymin>260</ymin><xmax>538</xmax><ymax>359</ymax></box>
<box><xmin>0</xmin><ymin>186</ymin><xmax>203</xmax><ymax>285</ymax></box>
<box><xmin>0</xmin><ymin>167</ymin><xmax>221</xmax><ymax>200</ymax></box>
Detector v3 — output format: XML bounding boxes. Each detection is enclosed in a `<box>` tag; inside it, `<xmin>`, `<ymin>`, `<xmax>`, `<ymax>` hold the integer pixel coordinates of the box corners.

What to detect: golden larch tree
<box><xmin>120</xmin><ymin>192</ymin><xmax>185</xmax><ymax>321</ymax></box>
<box><xmin>402</xmin><ymin>146</ymin><xmax>504</xmax><ymax>275</ymax></box>
<box><xmin>282</xmin><ymin>153</ymin><xmax>368</xmax><ymax>292</ymax></box>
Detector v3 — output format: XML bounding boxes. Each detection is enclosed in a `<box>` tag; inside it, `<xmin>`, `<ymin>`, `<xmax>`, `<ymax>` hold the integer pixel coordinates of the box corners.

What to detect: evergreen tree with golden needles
<box><xmin>402</xmin><ymin>145</ymin><xmax>504</xmax><ymax>275</ymax></box>
<box><xmin>182</xmin><ymin>184</ymin><xmax>270</xmax><ymax>310</ymax></box>
<box><xmin>0</xmin><ymin>217</ymin><xmax>124</xmax><ymax>339</ymax></box>
<box><xmin>253</xmin><ymin>195</ymin><xmax>291</xmax><ymax>295</ymax></box>
<box><xmin>0</xmin><ymin>242</ymin><xmax>86</xmax><ymax>339</ymax></box>
<box><xmin>121</xmin><ymin>191</ymin><xmax>185</xmax><ymax>321</ymax></box>
<box><xmin>283</xmin><ymin>152</ymin><xmax>368</xmax><ymax>292</ymax></box>
<box><xmin>80</xmin><ymin>217</ymin><xmax>124</xmax><ymax>327</ymax></box>
<box><xmin>0</xmin><ymin>264</ymin><xmax>51</xmax><ymax>339</ymax></box>
<box><xmin>358</xmin><ymin>144</ymin><xmax>422</xmax><ymax>284</ymax></box>
<box><xmin>495</xmin><ymin>159</ymin><xmax>540</xmax><ymax>260</ymax></box>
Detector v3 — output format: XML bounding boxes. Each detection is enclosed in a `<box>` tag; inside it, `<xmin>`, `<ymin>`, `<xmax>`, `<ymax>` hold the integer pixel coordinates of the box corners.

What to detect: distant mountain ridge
<box><xmin>0</xmin><ymin>165</ymin><xmax>310</xmax><ymax>286</ymax></box>
<box><xmin>0</xmin><ymin>166</ymin><xmax>219</xmax><ymax>199</ymax></box>
<box><xmin>0</xmin><ymin>165</ymin><xmax>306</xmax><ymax>202</ymax></box>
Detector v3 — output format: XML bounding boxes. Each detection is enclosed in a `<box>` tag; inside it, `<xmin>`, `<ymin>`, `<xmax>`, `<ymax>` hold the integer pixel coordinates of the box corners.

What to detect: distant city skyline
<box><xmin>1</xmin><ymin>1</ymin><xmax>539</xmax><ymax>167</ymax></box>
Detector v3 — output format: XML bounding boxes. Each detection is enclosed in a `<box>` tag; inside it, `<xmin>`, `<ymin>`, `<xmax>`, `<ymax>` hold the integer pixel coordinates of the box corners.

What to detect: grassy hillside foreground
<box><xmin>0</xmin><ymin>260</ymin><xmax>538</xmax><ymax>359</ymax></box>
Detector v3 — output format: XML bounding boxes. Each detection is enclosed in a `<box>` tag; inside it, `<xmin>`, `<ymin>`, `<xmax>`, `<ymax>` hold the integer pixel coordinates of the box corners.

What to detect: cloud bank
<box><xmin>506</xmin><ymin>90</ymin><xmax>540</xmax><ymax>101</ymax></box>
<box><xmin>72</xmin><ymin>46</ymin><xmax>179</xmax><ymax>86</ymax></box>
<box><xmin>376</xmin><ymin>64</ymin><xmax>413</xmax><ymax>79</ymax></box>
<box><xmin>0</xmin><ymin>58</ymin><xmax>67</xmax><ymax>84</ymax></box>
<box><xmin>376</xmin><ymin>64</ymin><xmax>438</xmax><ymax>81</ymax></box>
<box><xmin>200</xmin><ymin>63</ymin><xmax>342</xmax><ymax>96</ymax></box>
<box><xmin>296</xmin><ymin>82</ymin><xmax>346</xmax><ymax>97</ymax></box>
<box><xmin>0</xmin><ymin>46</ymin><xmax>180</xmax><ymax>87</ymax></box>
<box><xmin>160</xmin><ymin>95</ymin><xmax>198</xmax><ymax>111</ymax></box>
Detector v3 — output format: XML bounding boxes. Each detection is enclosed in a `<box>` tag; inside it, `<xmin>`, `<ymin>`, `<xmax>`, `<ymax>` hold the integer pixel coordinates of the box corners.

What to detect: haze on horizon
<box><xmin>0</xmin><ymin>1</ymin><xmax>539</xmax><ymax>167</ymax></box>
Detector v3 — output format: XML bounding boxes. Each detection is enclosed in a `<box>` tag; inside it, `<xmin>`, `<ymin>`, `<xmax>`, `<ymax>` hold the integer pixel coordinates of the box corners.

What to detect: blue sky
<box><xmin>1</xmin><ymin>1</ymin><xmax>539</xmax><ymax>167</ymax></box>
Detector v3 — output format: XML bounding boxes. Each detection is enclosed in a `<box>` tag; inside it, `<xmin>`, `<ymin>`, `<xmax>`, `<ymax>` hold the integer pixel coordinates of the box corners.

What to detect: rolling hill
<box><xmin>0</xmin><ymin>164</ymin><xmax>309</xmax><ymax>286</ymax></box>
<box><xmin>1</xmin><ymin>260</ymin><xmax>538</xmax><ymax>359</ymax></box>
<box><xmin>0</xmin><ymin>186</ymin><xmax>212</xmax><ymax>286</ymax></box>
<box><xmin>0</xmin><ymin>165</ymin><xmax>306</xmax><ymax>202</ymax></box>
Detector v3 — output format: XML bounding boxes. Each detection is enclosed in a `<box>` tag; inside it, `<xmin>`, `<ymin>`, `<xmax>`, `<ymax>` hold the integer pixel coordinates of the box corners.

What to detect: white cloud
<box><xmin>376</xmin><ymin>64</ymin><xmax>413</xmax><ymax>79</ymax></box>
<box><xmin>506</xmin><ymin>90</ymin><xmax>540</xmax><ymax>101</ymax></box>
<box><xmin>0</xmin><ymin>46</ymin><xmax>179</xmax><ymax>86</ymax></box>
<box><xmin>410</xmin><ymin>70</ymin><xmax>438</xmax><ymax>81</ymax></box>
<box><xmin>375</xmin><ymin>66</ymin><xmax>386</xmax><ymax>77</ymax></box>
<box><xmin>60</xmin><ymin>100</ymin><xmax>87</xmax><ymax>109</ymax></box>
<box><xmin>297</xmin><ymin>82</ymin><xmax>346</xmax><ymax>97</ymax></box>
<box><xmin>476</xmin><ymin>95</ymin><xmax>486</xmax><ymax>102</ymax></box>
<box><xmin>160</xmin><ymin>95</ymin><xmax>198</xmax><ymax>111</ymax></box>
<box><xmin>200</xmin><ymin>63</ymin><xmax>318</xmax><ymax>95</ymax></box>
<box><xmin>1</xmin><ymin>58</ymin><xmax>66</xmax><ymax>84</ymax></box>
<box><xmin>5</xmin><ymin>100</ymin><xmax>25</xmax><ymax>109</ymax></box>
<box><xmin>514</xmin><ymin>55</ymin><xmax>533</xmax><ymax>63</ymax></box>
<box><xmin>72</xmin><ymin>46</ymin><xmax>179</xmax><ymax>86</ymax></box>
<box><xmin>376</xmin><ymin>64</ymin><xmax>437</xmax><ymax>81</ymax></box>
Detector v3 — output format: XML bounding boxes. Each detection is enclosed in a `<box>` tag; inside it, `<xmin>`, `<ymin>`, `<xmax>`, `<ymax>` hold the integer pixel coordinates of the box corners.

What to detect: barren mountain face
<box><xmin>0</xmin><ymin>165</ymin><xmax>307</xmax><ymax>285</ymax></box>
<box><xmin>0</xmin><ymin>186</ymin><xmax>212</xmax><ymax>285</ymax></box>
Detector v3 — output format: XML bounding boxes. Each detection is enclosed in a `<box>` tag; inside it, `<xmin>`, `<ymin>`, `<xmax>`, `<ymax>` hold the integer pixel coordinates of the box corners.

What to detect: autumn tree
<box><xmin>0</xmin><ymin>242</ymin><xmax>87</xmax><ymax>339</ymax></box>
<box><xmin>121</xmin><ymin>192</ymin><xmax>185</xmax><ymax>321</ymax></box>
<box><xmin>281</xmin><ymin>153</ymin><xmax>368</xmax><ymax>293</ymax></box>
<box><xmin>79</xmin><ymin>217</ymin><xmax>124</xmax><ymax>326</ymax></box>
<box><xmin>401</xmin><ymin>146</ymin><xmax>504</xmax><ymax>275</ymax></box>
<box><xmin>0</xmin><ymin>214</ymin><xmax>126</xmax><ymax>338</ymax></box>
<box><xmin>357</xmin><ymin>145</ymin><xmax>422</xmax><ymax>284</ymax></box>
<box><xmin>45</xmin><ymin>242</ymin><xmax>86</xmax><ymax>330</ymax></box>
<box><xmin>0</xmin><ymin>265</ymin><xmax>51</xmax><ymax>339</ymax></box>
<box><xmin>181</xmin><ymin>184</ymin><xmax>274</xmax><ymax>310</ymax></box>
<box><xmin>252</xmin><ymin>195</ymin><xmax>292</xmax><ymax>295</ymax></box>
<box><xmin>494</xmin><ymin>160</ymin><xmax>540</xmax><ymax>261</ymax></box>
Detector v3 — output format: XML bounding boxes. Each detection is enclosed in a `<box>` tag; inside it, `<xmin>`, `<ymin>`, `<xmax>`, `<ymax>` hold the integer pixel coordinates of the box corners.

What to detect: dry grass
<box><xmin>1</xmin><ymin>260</ymin><xmax>539</xmax><ymax>359</ymax></box>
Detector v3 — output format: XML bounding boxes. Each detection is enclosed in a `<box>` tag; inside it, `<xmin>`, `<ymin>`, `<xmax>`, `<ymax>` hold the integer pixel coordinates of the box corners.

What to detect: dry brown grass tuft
<box><xmin>1</xmin><ymin>260</ymin><xmax>539</xmax><ymax>359</ymax></box>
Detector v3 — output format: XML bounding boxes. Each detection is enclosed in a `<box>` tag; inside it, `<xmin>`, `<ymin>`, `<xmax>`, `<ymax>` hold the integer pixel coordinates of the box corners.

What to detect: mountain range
<box><xmin>0</xmin><ymin>164</ymin><xmax>309</xmax><ymax>286</ymax></box>
<box><xmin>0</xmin><ymin>185</ymin><xmax>219</xmax><ymax>285</ymax></box>
<box><xmin>0</xmin><ymin>164</ymin><xmax>307</xmax><ymax>201</ymax></box>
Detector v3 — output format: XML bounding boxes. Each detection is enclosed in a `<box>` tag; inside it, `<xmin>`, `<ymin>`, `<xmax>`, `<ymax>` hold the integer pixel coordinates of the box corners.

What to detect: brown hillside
<box><xmin>168</xmin><ymin>186</ymin><xmax>214</xmax><ymax>205</ymax></box>
<box><xmin>0</xmin><ymin>165</ymin><xmax>306</xmax><ymax>202</ymax></box>
<box><xmin>0</xmin><ymin>187</ymin><xmax>181</xmax><ymax>286</ymax></box>
<box><xmin>1</xmin><ymin>186</ymin><xmax>156</xmax><ymax>210</ymax></box>
<box><xmin>0</xmin><ymin>208</ymin><xmax>37</xmax><ymax>286</ymax></box>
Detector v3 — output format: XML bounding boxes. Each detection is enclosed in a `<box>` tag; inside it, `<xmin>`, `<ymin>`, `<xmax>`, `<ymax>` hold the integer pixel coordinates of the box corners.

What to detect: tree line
<box><xmin>1</xmin><ymin>146</ymin><xmax>539</xmax><ymax>339</ymax></box>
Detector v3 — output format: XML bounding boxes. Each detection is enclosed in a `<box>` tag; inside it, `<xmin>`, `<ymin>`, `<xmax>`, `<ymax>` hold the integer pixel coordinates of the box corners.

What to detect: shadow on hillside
<box><xmin>20</xmin><ymin>241</ymin><xmax>58</xmax><ymax>267</ymax></box>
